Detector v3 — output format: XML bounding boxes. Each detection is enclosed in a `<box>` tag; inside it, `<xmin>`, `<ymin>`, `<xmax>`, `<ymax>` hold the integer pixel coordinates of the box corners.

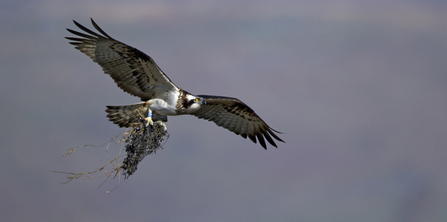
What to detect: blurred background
<box><xmin>1</xmin><ymin>0</ymin><xmax>446</xmax><ymax>221</ymax></box>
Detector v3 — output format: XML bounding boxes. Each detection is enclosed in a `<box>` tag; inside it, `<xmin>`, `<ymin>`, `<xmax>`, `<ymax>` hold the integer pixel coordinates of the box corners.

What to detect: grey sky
<box><xmin>1</xmin><ymin>1</ymin><xmax>446</xmax><ymax>221</ymax></box>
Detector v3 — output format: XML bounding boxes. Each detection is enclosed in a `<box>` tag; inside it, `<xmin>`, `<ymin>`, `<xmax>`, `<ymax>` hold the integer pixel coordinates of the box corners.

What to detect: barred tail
<box><xmin>105</xmin><ymin>103</ymin><xmax>167</xmax><ymax>128</ymax></box>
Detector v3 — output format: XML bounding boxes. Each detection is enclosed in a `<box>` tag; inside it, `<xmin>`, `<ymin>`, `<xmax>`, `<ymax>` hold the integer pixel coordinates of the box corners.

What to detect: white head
<box><xmin>184</xmin><ymin>94</ymin><xmax>206</xmax><ymax>113</ymax></box>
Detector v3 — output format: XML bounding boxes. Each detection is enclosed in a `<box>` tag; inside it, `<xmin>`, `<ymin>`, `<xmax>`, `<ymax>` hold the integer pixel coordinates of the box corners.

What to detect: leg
<box><xmin>145</xmin><ymin>108</ymin><xmax>154</xmax><ymax>126</ymax></box>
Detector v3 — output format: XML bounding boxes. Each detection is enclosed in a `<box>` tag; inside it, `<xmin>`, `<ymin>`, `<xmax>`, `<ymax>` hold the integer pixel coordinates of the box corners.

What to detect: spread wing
<box><xmin>66</xmin><ymin>18</ymin><xmax>178</xmax><ymax>101</ymax></box>
<box><xmin>192</xmin><ymin>95</ymin><xmax>285</xmax><ymax>149</ymax></box>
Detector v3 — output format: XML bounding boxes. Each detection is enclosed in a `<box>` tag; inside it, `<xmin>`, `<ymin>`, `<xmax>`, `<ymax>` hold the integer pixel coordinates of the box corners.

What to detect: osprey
<box><xmin>66</xmin><ymin>19</ymin><xmax>284</xmax><ymax>149</ymax></box>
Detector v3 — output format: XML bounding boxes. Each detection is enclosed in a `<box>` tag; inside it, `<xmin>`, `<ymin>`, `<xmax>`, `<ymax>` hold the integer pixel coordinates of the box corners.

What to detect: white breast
<box><xmin>148</xmin><ymin>90</ymin><xmax>180</xmax><ymax>116</ymax></box>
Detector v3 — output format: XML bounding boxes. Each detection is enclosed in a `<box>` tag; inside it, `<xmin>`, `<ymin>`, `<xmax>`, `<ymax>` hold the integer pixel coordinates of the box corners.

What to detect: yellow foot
<box><xmin>154</xmin><ymin>121</ymin><xmax>167</xmax><ymax>132</ymax></box>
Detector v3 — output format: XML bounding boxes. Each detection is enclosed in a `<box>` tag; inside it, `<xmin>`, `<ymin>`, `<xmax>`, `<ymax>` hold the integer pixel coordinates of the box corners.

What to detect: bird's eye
<box><xmin>195</xmin><ymin>98</ymin><xmax>199</xmax><ymax>102</ymax></box>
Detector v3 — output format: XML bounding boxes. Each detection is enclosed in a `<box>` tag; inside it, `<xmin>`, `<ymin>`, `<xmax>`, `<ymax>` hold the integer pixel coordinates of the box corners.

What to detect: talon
<box><xmin>155</xmin><ymin>120</ymin><xmax>167</xmax><ymax>132</ymax></box>
<box><xmin>145</xmin><ymin>117</ymin><xmax>153</xmax><ymax>126</ymax></box>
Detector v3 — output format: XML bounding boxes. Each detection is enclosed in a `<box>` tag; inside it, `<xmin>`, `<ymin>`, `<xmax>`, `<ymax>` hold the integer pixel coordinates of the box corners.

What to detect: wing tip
<box><xmin>68</xmin><ymin>18</ymin><xmax>111</xmax><ymax>39</ymax></box>
<box><xmin>90</xmin><ymin>18</ymin><xmax>113</xmax><ymax>39</ymax></box>
<box><xmin>256</xmin><ymin>127</ymin><xmax>285</xmax><ymax>149</ymax></box>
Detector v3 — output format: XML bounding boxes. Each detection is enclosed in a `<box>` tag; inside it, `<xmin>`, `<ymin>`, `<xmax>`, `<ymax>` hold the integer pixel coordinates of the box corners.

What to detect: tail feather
<box><xmin>105</xmin><ymin>103</ymin><xmax>168</xmax><ymax>128</ymax></box>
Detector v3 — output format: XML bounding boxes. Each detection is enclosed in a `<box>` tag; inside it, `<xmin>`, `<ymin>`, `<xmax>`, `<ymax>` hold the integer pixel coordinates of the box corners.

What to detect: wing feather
<box><xmin>193</xmin><ymin>95</ymin><xmax>285</xmax><ymax>149</ymax></box>
<box><xmin>240</xmin><ymin>121</ymin><xmax>249</xmax><ymax>138</ymax></box>
<box><xmin>256</xmin><ymin>131</ymin><xmax>266</xmax><ymax>149</ymax></box>
<box><xmin>66</xmin><ymin>18</ymin><xmax>178</xmax><ymax>101</ymax></box>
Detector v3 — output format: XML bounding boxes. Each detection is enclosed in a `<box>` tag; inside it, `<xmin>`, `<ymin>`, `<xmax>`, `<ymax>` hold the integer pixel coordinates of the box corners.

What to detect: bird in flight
<box><xmin>66</xmin><ymin>19</ymin><xmax>284</xmax><ymax>149</ymax></box>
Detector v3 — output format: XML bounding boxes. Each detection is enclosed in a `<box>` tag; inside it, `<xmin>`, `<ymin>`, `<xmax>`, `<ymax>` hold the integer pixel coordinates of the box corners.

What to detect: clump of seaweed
<box><xmin>121</xmin><ymin>118</ymin><xmax>168</xmax><ymax>178</ymax></box>
<box><xmin>54</xmin><ymin>116</ymin><xmax>168</xmax><ymax>192</ymax></box>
